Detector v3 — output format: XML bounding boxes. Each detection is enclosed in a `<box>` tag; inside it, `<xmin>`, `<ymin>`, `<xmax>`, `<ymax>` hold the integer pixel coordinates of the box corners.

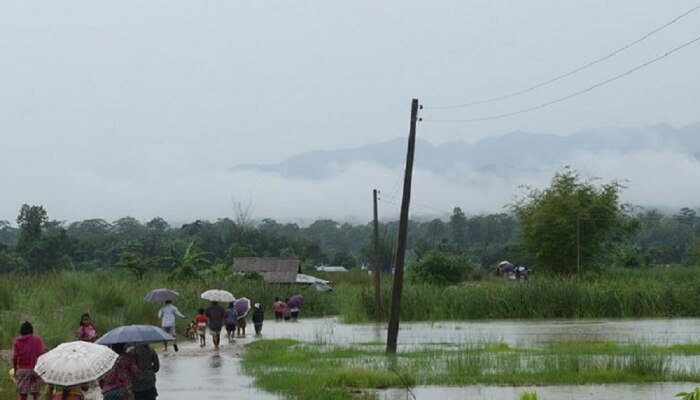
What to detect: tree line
<box><xmin>1</xmin><ymin>169</ymin><xmax>699</xmax><ymax>277</ymax></box>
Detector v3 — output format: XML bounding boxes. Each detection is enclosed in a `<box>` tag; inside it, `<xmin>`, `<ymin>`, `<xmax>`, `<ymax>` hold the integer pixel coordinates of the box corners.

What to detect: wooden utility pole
<box><xmin>373</xmin><ymin>189</ymin><xmax>381</xmax><ymax>322</ymax></box>
<box><xmin>386</xmin><ymin>98</ymin><xmax>420</xmax><ymax>354</ymax></box>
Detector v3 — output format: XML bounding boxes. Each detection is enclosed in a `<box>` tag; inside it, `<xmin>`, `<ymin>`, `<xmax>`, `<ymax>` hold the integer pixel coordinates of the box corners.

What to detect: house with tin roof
<box><xmin>232</xmin><ymin>257</ymin><xmax>301</xmax><ymax>283</ymax></box>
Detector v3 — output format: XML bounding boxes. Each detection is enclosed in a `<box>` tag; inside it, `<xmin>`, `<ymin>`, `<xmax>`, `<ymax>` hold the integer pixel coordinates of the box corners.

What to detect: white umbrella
<box><xmin>201</xmin><ymin>289</ymin><xmax>235</xmax><ymax>303</ymax></box>
<box><xmin>34</xmin><ymin>341</ymin><xmax>118</xmax><ymax>386</ymax></box>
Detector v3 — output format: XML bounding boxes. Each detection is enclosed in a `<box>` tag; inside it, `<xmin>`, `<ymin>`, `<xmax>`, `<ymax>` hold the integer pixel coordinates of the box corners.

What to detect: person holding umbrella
<box><xmin>205</xmin><ymin>301</ymin><xmax>225</xmax><ymax>350</ymax></box>
<box><xmin>11</xmin><ymin>321</ymin><xmax>44</xmax><ymax>400</ymax></box>
<box><xmin>157</xmin><ymin>300</ymin><xmax>184</xmax><ymax>352</ymax></box>
<box><xmin>36</xmin><ymin>341</ymin><xmax>118</xmax><ymax>400</ymax></box>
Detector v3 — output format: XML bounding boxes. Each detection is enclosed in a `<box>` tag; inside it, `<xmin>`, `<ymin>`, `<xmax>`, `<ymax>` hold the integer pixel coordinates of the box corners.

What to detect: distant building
<box><xmin>315</xmin><ymin>265</ymin><xmax>349</xmax><ymax>273</ymax></box>
<box><xmin>232</xmin><ymin>257</ymin><xmax>301</xmax><ymax>283</ymax></box>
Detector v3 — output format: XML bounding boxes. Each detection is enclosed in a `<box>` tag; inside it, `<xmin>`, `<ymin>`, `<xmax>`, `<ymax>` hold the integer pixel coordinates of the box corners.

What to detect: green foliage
<box><xmin>512</xmin><ymin>167</ymin><xmax>632</xmax><ymax>275</ymax></box>
<box><xmin>677</xmin><ymin>388</ymin><xmax>700</xmax><ymax>400</ymax></box>
<box><xmin>520</xmin><ymin>391</ymin><xmax>538</xmax><ymax>400</ymax></box>
<box><xmin>15</xmin><ymin>204</ymin><xmax>48</xmax><ymax>253</ymax></box>
<box><xmin>340</xmin><ymin>266</ymin><xmax>700</xmax><ymax>322</ymax></box>
<box><xmin>167</xmin><ymin>240</ymin><xmax>213</xmax><ymax>279</ymax></box>
<box><xmin>116</xmin><ymin>251</ymin><xmax>149</xmax><ymax>279</ymax></box>
<box><xmin>408</xmin><ymin>250</ymin><xmax>470</xmax><ymax>285</ymax></box>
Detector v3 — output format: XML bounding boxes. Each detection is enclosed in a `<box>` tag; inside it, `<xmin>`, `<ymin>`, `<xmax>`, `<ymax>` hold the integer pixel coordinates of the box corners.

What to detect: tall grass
<box><xmin>338</xmin><ymin>267</ymin><xmax>700</xmax><ymax>322</ymax></box>
<box><xmin>0</xmin><ymin>270</ymin><xmax>340</xmax><ymax>349</ymax></box>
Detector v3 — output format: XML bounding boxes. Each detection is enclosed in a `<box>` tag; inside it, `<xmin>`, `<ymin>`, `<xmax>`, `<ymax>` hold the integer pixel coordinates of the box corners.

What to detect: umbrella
<box><xmin>96</xmin><ymin>325</ymin><xmax>175</xmax><ymax>345</ymax></box>
<box><xmin>201</xmin><ymin>289</ymin><xmax>235</xmax><ymax>303</ymax></box>
<box><xmin>144</xmin><ymin>288</ymin><xmax>179</xmax><ymax>302</ymax></box>
<box><xmin>234</xmin><ymin>297</ymin><xmax>251</xmax><ymax>318</ymax></box>
<box><xmin>34</xmin><ymin>341</ymin><xmax>118</xmax><ymax>386</ymax></box>
<box><xmin>499</xmin><ymin>261</ymin><xmax>514</xmax><ymax>272</ymax></box>
<box><xmin>287</xmin><ymin>295</ymin><xmax>304</xmax><ymax>309</ymax></box>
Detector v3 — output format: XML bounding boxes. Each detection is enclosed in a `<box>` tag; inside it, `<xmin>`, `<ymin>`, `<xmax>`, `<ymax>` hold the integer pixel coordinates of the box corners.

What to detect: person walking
<box><xmin>12</xmin><ymin>321</ymin><xmax>44</xmax><ymax>400</ymax></box>
<box><xmin>205</xmin><ymin>301</ymin><xmax>225</xmax><ymax>350</ymax></box>
<box><xmin>224</xmin><ymin>302</ymin><xmax>238</xmax><ymax>343</ymax></box>
<box><xmin>45</xmin><ymin>384</ymin><xmax>90</xmax><ymax>400</ymax></box>
<box><xmin>99</xmin><ymin>343</ymin><xmax>139</xmax><ymax>400</ymax></box>
<box><xmin>272</xmin><ymin>297</ymin><xmax>284</xmax><ymax>321</ymax></box>
<box><xmin>131</xmin><ymin>344</ymin><xmax>160</xmax><ymax>400</ymax></box>
<box><xmin>157</xmin><ymin>300</ymin><xmax>184</xmax><ymax>352</ymax></box>
<box><xmin>252</xmin><ymin>303</ymin><xmax>264</xmax><ymax>336</ymax></box>
<box><xmin>194</xmin><ymin>309</ymin><xmax>209</xmax><ymax>348</ymax></box>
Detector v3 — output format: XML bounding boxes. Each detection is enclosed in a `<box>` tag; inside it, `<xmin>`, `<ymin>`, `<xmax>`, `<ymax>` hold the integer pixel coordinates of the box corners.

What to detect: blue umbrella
<box><xmin>96</xmin><ymin>325</ymin><xmax>175</xmax><ymax>345</ymax></box>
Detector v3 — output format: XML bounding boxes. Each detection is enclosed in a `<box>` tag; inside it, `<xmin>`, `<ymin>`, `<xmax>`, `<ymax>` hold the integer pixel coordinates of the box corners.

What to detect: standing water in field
<box><xmin>151</xmin><ymin>318</ymin><xmax>700</xmax><ymax>400</ymax></box>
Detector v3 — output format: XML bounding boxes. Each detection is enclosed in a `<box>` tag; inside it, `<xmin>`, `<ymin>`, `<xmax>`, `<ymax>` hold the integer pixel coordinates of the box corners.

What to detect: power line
<box><xmin>427</xmin><ymin>3</ymin><xmax>700</xmax><ymax>110</ymax></box>
<box><xmin>425</xmin><ymin>33</ymin><xmax>700</xmax><ymax>123</ymax></box>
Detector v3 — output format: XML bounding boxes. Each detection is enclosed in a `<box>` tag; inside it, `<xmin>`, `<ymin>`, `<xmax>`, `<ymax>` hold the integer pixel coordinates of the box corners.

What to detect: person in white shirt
<box><xmin>158</xmin><ymin>300</ymin><xmax>185</xmax><ymax>351</ymax></box>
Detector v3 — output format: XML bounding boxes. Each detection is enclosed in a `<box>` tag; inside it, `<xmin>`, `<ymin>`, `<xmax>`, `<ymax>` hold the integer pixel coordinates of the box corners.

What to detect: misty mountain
<box><xmin>231</xmin><ymin>123</ymin><xmax>700</xmax><ymax>179</ymax></box>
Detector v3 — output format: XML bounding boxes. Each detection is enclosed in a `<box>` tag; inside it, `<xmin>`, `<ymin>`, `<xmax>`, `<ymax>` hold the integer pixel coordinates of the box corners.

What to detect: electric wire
<box><xmin>427</xmin><ymin>3</ymin><xmax>700</xmax><ymax>110</ymax></box>
<box><xmin>425</xmin><ymin>33</ymin><xmax>700</xmax><ymax>123</ymax></box>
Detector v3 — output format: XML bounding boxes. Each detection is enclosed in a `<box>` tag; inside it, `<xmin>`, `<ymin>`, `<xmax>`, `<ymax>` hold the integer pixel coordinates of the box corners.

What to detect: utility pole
<box><xmin>576</xmin><ymin>214</ymin><xmax>581</xmax><ymax>276</ymax></box>
<box><xmin>387</xmin><ymin>98</ymin><xmax>420</xmax><ymax>354</ymax></box>
<box><xmin>373</xmin><ymin>189</ymin><xmax>381</xmax><ymax>322</ymax></box>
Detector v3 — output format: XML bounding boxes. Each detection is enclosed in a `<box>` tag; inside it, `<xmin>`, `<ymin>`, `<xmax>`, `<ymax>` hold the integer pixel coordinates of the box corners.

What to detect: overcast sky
<box><xmin>1</xmin><ymin>1</ymin><xmax>699</xmax><ymax>224</ymax></box>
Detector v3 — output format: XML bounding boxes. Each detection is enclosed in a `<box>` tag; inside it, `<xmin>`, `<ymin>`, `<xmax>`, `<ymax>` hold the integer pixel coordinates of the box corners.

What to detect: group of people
<box><xmin>10</xmin><ymin>295</ymin><xmax>299</xmax><ymax>400</ymax></box>
<box><xmin>11</xmin><ymin>317</ymin><xmax>159</xmax><ymax>400</ymax></box>
<box><xmin>158</xmin><ymin>299</ymin><xmax>265</xmax><ymax>351</ymax></box>
<box><xmin>272</xmin><ymin>297</ymin><xmax>300</xmax><ymax>322</ymax></box>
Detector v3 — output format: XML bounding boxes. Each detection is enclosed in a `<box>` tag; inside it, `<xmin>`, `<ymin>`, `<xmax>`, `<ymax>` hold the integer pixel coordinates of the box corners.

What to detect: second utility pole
<box><xmin>386</xmin><ymin>98</ymin><xmax>419</xmax><ymax>354</ymax></box>
<box><xmin>373</xmin><ymin>189</ymin><xmax>381</xmax><ymax>322</ymax></box>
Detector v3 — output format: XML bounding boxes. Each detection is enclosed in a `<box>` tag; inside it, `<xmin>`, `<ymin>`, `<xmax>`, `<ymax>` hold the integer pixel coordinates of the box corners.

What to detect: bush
<box><xmin>408</xmin><ymin>250</ymin><xmax>470</xmax><ymax>285</ymax></box>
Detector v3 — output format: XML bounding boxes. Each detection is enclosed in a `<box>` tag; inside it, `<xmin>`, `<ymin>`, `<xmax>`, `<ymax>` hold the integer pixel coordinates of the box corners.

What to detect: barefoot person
<box><xmin>205</xmin><ymin>301</ymin><xmax>224</xmax><ymax>350</ymax></box>
<box><xmin>12</xmin><ymin>321</ymin><xmax>44</xmax><ymax>400</ymax></box>
<box><xmin>157</xmin><ymin>300</ymin><xmax>185</xmax><ymax>352</ymax></box>
<box><xmin>252</xmin><ymin>303</ymin><xmax>264</xmax><ymax>336</ymax></box>
<box><xmin>224</xmin><ymin>302</ymin><xmax>237</xmax><ymax>343</ymax></box>
<box><xmin>194</xmin><ymin>309</ymin><xmax>208</xmax><ymax>347</ymax></box>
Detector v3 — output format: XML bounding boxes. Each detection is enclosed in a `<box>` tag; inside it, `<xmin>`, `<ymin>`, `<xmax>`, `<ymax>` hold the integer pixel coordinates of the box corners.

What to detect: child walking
<box><xmin>224</xmin><ymin>302</ymin><xmax>238</xmax><ymax>343</ymax></box>
<box><xmin>195</xmin><ymin>308</ymin><xmax>208</xmax><ymax>348</ymax></box>
<box><xmin>252</xmin><ymin>303</ymin><xmax>264</xmax><ymax>336</ymax></box>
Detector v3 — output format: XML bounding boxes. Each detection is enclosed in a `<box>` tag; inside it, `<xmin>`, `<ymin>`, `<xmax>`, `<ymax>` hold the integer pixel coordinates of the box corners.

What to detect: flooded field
<box><xmin>153</xmin><ymin>317</ymin><xmax>700</xmax><ymax>400</ymax></box>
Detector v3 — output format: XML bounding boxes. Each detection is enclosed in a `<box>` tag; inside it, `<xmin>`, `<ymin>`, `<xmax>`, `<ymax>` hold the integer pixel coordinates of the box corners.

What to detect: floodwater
<box><xmin>115</xmin><ymin>318</ymin><xmax>700</xmax><ymax>399</ymax></box>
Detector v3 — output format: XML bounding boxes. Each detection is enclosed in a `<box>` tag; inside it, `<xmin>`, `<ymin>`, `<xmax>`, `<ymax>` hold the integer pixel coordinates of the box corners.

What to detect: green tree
<box><xmin>512</xmin><ymin>168</ymin><xmax>632</xmax><ymax>275</ymax></box>
<box><xmin>116</xmin><ymin>251</ymin><xmax>149</xmax><ymax>279</ymax></box>
<box><xmin>408</xmin><ymin>250</ymin><xmax>470</xmax><ymax>285</ymax></box>
<box><xmin>16</xmin><ymin>204</ymin><xmax>48</xmax><ymax>254</ymax></box>
<box><xmin>450</xmin><ymin>207</ymin><xmax>468</xmax><ymax>252</ymax></box>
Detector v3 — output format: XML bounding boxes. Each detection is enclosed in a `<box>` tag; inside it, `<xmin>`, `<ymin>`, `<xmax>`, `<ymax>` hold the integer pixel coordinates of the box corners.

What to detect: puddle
<box><xmin>380</xmin><ymin>383</ymin><xmax>690</xmax><ymax>400</ymax></box>
<box><xmin>155</xmin><ymin>338</ymin><xmax>278</xmax><ymax>400</ymax></box>
<box><xmin>257</xmin><ymin>317</ymin><xmax>700</xmax><ymax>348</ymax></box>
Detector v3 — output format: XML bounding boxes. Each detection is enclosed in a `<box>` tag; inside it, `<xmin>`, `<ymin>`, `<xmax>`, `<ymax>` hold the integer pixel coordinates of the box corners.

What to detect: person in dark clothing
<box><xmin>131</xmin><ymin>344</ymin><xmax>160</xmax><ymax>400</ymax></box>
<box><xmin>252</xmin><ymin>303</ymin><xmax>264</xmax><ymax>336</ymax></box>
<box><xmin>205</xmin><ymin>301</ymin><xmax>225</xmax><ymax>350</ymax></box>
